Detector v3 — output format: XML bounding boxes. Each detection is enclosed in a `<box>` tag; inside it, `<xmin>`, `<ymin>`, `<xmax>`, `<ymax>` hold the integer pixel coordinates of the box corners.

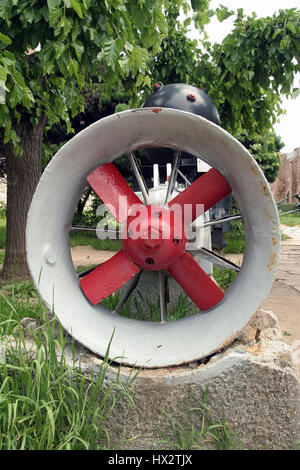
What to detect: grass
<box><xmin>69</xmin><ymin>231</ymin><xmax>121</xmax><ymax>251</ymax></box>
<box><xmin>213</xmin><ymin>267</ymin><xmax>237</xmax><ymax>290</ymax></box>
<box><xmin>0</xmin><ymin>281</ymin><xmax>40</xmax><ymax>336</ymax></box>
<box><xmin>281</xmin><ymin>232</ymin><xmax>291</xmax><ymax>241</ymax></box>
<box><xmin>222</xmin><ymin>218</ymin><xmax>245</xmax><ymax>255</ymax></box>
<box><xmin>157</xmin><ymin>387</ymin><xmax>241</xmax><ymax>450</ymax></box>
<box><xmin>0</xmin><ymin>282</ymin><xmax>135</xmax><ymax>450</ymax></box>
<box><xmin>76</xmin><ymin>264</ymin><xmax>97</xmax><ymax>275</ymax></box>
<box><xmin>223</xmin><ymin>231</ymin><xmax>245</xmax><ymax>254</ymax></box>
<box><xmin>279</xmin><ymin>211</ymin><xmax>300</xmax><ymax>226</ymax></box>
<box><xmin>102</xmin><ymin>290</ymin><xmax>198</xmax><ymax>321</ymax></box>
<box><xmin>101</xmin><ymin>268</ymin><xmax>237</xmax><ymax>321</ymax></box>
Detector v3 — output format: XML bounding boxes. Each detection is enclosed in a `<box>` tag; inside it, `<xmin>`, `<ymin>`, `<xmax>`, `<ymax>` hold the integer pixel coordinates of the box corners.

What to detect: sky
<box><xmin>185</xmin><ymin>0</ymin><xmax>300</xmax><ymax>153</ymax></box>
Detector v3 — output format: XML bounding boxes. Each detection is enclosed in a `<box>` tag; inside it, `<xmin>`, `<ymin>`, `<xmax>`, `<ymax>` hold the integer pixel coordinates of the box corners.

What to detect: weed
<box><xmin>157</xmin><ymin>387</ymin><xmax>242</xmax><ymax>450</ymax></box>
<box><xmin>213</xmin><ymin>268</ymin><xmax>237</xmax><ymax>290</ymax></box>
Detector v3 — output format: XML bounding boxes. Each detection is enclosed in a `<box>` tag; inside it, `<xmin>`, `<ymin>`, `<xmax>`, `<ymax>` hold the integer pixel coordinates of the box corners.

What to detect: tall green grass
<box><xmin>0</xmin><ymin>281</ymin><xmax>40</xmax><ymax>336</ymax></box>
<box><xmin>0</xmin><ymin>283</ymin><xmax>135</xmax><ymax>450</ymax></box>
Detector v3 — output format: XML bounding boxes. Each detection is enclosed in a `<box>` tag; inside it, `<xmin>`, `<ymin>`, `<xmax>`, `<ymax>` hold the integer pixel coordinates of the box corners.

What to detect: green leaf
<box><xmin>183</xmin><ymin>17</ymin><xmax>192</xmax><ymax>28</ymax></box>
<box><xmin>272</xmin><ymin>29</ymin><xmax>281</xmax><ymax>40</ymax></box>
<box><xmin>124</xmin><ymin>41</ymin><xmax>134</xmax><ymax>53</ymax></box>
<box><xmin>54</xmin><ymin>42</ymin><xmax>67</xmax><ymax>59</ymax></box>
<box><xmin>216</xmin><ymin>5</ymin><xmax>234</xmax><ymax>23</ymax></box>
<box><xmin>115</xmin><ymin>103</ymin><xmax>130</xmax><ymax>113</ymax></box>
<box><xmin>0</xmin><ymin>65</ymin><xmax>7</xmax><ymax>85</ymax></box>
<box><xmin>191</xmin><ymin>0</ymin><xmax>205</xmax><ymax>11</ymax></box>
<box><xmin>248</xmin><ymin>70</ymin><xmax>254</xmax><ymax>80</ymax></box>
<box><xmin>135</xmin><ymin>73</ymin><xmax>143</xmax><ymax>87</ymax></box>
<box><xmin>47</xmin><ymin>0</ymin><xmax>62</xmax><ymax>8</ymax></box>
<box><xmin>70</xmin><ymin>0</ymin><xmax>83</xmax><ymax>18</ymax></box>
<box><xmin>67</xmin><ymin>57</ymin><xmax>79</xmax><ymax>76</ymax></box>
<box><xmin>23</xmin><ymin>7</ymin><xmax>36</xmax><ymax>24</ymax></box>
<box><xmin>103</xmin><ymin>39</ymin><xmax>121</xmax><ymax>71</ymax></box>
<box><xmin>72</xmin><ymin>19</ymin><xmax>80</xmax><ymax>41</ymax></box>
<box><xmin>129</xmin><ymin>47</ymin><xmax>149</xmax><ymax>77</ymax></box>
<box><xmin>286</xmin><ymin>22</ymin><xmax>296</xmax><ymax>35</ymax></box>
<box><xmin>49</xmin><ymin>7</ymin><xmax>62</xmax><ymax>27</ymax></box>
<box><xmin>143</xmin><ymin>74</ymin><xmax>151</xmax><ymax>89</ymax></box>
<box><xmin>118</xmin><ymin>56</ymin><xmax>129</xmax><ymax>76</ymax></box>
<box><xmin>72</xmin><ymin>40</ymin><xmax>84</xmax><ymax>61</ymax></box>
<box><xmin>0</xmin><ymin>33</ymin><xmax>12</xmax><ymax>45</ymax></box>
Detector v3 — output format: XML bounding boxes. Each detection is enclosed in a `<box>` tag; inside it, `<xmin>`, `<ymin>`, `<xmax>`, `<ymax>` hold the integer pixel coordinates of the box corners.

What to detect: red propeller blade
<box><xmin>168</xmin><ymin>252</ymin><xmax>224</xmax><ymax>310</ymax></box>
<box><xmin>87</xmin><ymin>163</ymin><xmax>143</xmax><ymax>223</ymax></box>
<box><xmin>80</xmin><ymin>250</ymin><xmax>140</xmax><ymax>305</ymax></box>
<box><xmin>169</xmin><ymin>168</ymin><xmax>231</xmax><ymax>223</ymax></box>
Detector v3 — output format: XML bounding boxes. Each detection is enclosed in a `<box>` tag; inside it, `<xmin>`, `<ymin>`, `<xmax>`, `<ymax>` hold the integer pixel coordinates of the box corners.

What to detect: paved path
<box><xmin>262</xmin><ymin>225</ymin><xmax>300</xmax><ymax>374</ymax></box>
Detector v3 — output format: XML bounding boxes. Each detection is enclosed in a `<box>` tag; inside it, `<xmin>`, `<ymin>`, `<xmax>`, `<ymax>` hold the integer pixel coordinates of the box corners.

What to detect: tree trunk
<box><xmin>76</xmin><ymin>187</ymin><xmax>92</xmax><ymax>221</ymax></box>
<box><xmin>1</xmin><ymin>114</ymin><xmax>47</xmax><ymax>281</ymax></box>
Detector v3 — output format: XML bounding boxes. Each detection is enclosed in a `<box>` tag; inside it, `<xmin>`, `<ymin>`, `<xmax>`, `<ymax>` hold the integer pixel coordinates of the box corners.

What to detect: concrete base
<box><xmin>3</xmin><ymin>310</ymin><xmax>300</xmax><ymax>450</ymax></box>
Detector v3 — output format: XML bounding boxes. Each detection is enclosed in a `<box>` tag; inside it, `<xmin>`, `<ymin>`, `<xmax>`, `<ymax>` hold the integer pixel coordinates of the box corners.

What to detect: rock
<box><xmin>13</xmin><ymin>317</ymin><xmax>37</xmax><ymax>339</ymax></box>
<box><xmin>237</xmin><ymin>324</ymin><xmax>258</xmax><ymax>344</ymax></box>
<box><xmin>249</xmin><ymin>309</ymin><xmax>277</xmax><ymax>331</ymax></box>
<box><xmin>237</xmin><ymin>309</ymin><xmax>280</xmax><ymax>345</ymax></box>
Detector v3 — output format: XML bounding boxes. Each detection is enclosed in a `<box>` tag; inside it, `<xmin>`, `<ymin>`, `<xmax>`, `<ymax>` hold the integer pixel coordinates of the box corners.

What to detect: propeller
<box><xmin>80</xmin><ymin>162</ymin><xmax>232</xmax><ymax>310</ymax></box>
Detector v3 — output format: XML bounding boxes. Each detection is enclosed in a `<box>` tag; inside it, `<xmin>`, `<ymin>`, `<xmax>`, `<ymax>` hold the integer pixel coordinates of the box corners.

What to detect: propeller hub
<box><xmin>122</xmin><ymin>205</ymin><xmax>186</xmax><ymax>271</ymax></box>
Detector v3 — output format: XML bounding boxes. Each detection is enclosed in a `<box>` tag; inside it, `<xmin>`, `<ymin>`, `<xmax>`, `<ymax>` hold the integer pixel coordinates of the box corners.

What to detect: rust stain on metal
<box><xmin>267</xmin><ymin>252</ymin><xmax>277</xmax><ymax>271</ymax></box>
<box><xmin>260</xmin><ymin>181</ymin><xmax>269</xmax><ymax>196</ymax></box>
<box><xmin>218</xmin><ymin>331</ymin><xmax>240</xmax><ymax>351</ymax></box>
<box><xmin>250</xmin><ymin>165</ymin><xmax>260</xmax><ymax>176</ymax></box>
<box><xmin>272</xmin><ymin>237</ymin><xmax>277</xmax><ymax>246</ymax></box>
<box><xmin>152</xmin><ymin>108</ymin><xmax>162</xmax><ymax>114</ymax></box>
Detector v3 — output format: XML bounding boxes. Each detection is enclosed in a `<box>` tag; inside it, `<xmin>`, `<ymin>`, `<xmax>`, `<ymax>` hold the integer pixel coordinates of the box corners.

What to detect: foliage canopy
<box><xmin>0</xmin><ymin>3</ymin><xmax>300</xmax><ymax>176</ymax></box>
<box><xmin>0</xmin><ymin>0</ymin><xmax>180</xmax><ymax>150</ymax></box>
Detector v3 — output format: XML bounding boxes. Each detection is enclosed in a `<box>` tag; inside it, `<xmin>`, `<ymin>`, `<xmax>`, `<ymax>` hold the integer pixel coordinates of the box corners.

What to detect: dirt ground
<box><xmin>71</xmin><ymin>245</ymin><xmax>114</xmax><ymax>268</ymax></box>
<box><xmin>71</xmin><ymin>226</ymin><xmax>300</xmax><ymax>373</ymax></box>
